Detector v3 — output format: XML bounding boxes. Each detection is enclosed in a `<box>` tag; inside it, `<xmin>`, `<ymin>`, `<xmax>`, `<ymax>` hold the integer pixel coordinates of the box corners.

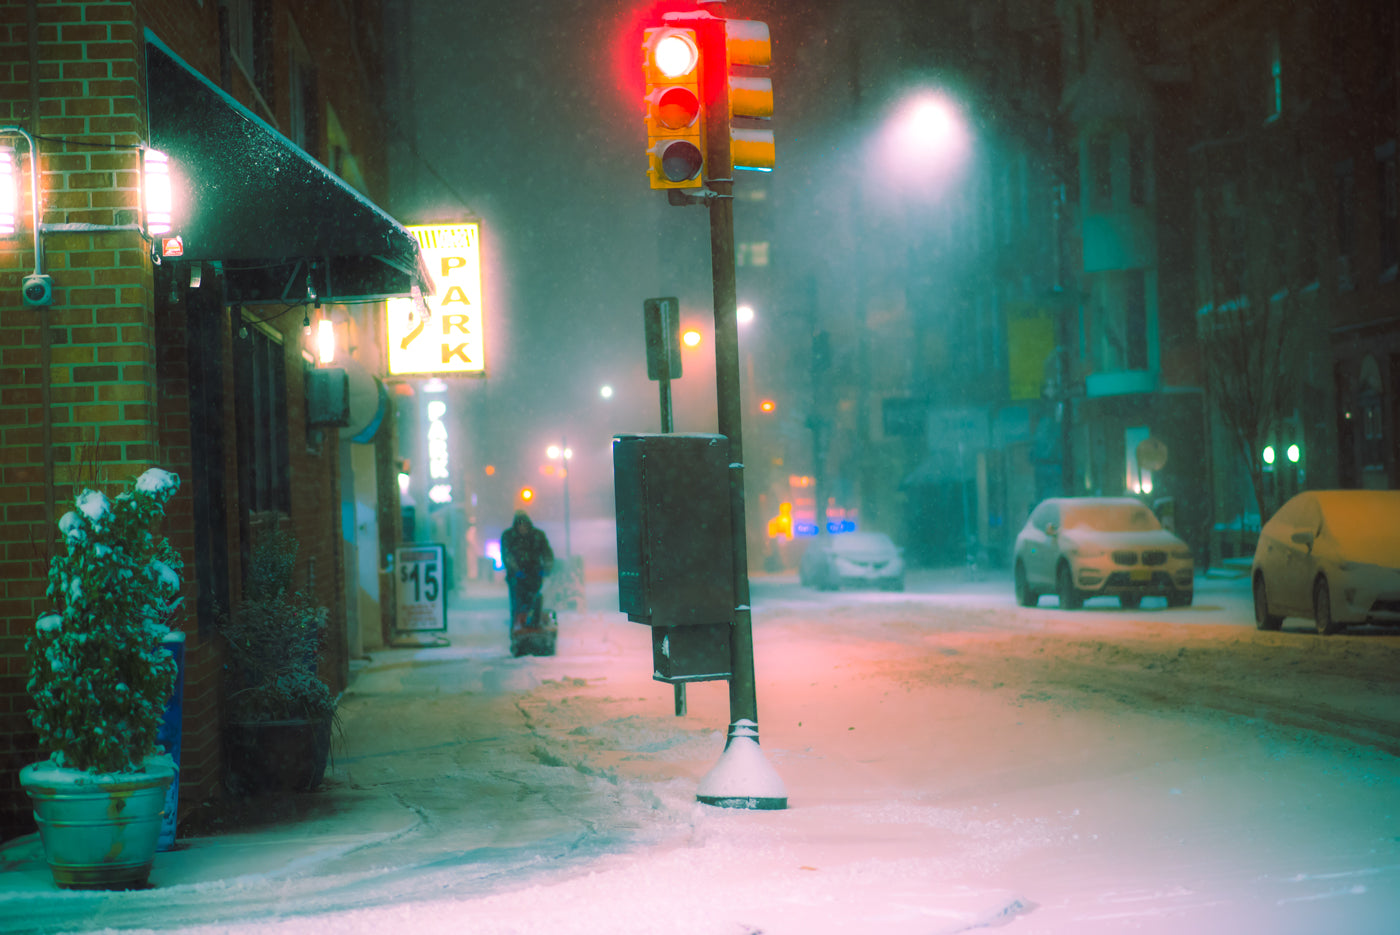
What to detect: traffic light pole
<box><xmin>689</xmin><ymin>10</ymin><xmax>786</xmax><ymax>810</ymax></box>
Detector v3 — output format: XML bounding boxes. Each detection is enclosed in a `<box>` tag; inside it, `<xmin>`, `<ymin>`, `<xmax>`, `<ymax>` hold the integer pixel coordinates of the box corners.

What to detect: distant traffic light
<box><xmin>520</xmin><ymin>487</ymin><xmax>535</xmax><ymax>502</ymax></box>
<box><xmin>725</xmin><ymin>20</ymin><xmax>774</xmax><ymax>173</ymax></box>
<box><xmin>759</xmin><ymin>399</ymin><xmax>776</xmax><ymax>413</ymax></box>
<box><xmin>643</xmin><ymin>28</ymin><xmax>704</xmax><ymax>189</ymax></box>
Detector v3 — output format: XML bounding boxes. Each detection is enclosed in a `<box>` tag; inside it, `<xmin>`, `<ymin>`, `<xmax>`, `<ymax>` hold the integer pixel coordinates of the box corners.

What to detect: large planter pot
<box><xmin>226</xmin><ymin>718</ymin><xmax>332</xmax><ymax>795</ymax></box>
<box><xmin>19</xmin><ymin>756</ymin><xmax>177</xmax><ymax>890</ymax></box>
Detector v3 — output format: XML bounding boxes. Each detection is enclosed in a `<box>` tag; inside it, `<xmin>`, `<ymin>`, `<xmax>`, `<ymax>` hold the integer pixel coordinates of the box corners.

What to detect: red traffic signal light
<box><xmin>644</xmin><ymin>28</ymin><xmax>704</xmax><ymax>189</ymax></box>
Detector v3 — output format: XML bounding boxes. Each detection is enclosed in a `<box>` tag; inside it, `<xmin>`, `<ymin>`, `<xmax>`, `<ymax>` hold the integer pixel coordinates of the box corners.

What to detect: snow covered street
<box><xmin>3</xmin><ymin>569</ymin><xmax>1399</xmax><ymax>934</ymax></box>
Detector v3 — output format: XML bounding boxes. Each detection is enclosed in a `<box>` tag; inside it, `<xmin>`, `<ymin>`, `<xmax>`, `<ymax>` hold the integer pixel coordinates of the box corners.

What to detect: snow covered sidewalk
<box><xmin>3</xmin><ymin>575</ymin><xmax>1399</xmax><ymax>934</ymax></box>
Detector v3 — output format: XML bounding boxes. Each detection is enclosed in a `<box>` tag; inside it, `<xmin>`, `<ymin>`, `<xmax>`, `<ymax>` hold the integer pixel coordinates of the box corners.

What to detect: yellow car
<box><xmin>1251</xmin><ymin>490</ymin><xmax>1400</xmax><ymax>635</ymax></box>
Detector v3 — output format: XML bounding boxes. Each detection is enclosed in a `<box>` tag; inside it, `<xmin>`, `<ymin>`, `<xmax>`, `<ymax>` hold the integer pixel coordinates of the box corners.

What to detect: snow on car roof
<box><xmin>1059</xmin><ymin>499</ymin><xmax>1160</xmax><ymax>532</ymax></box>
<box><xmin>1307</xmin><ymin>490</ymin><xmax>1400</xmax><ymax>564</ymax></box>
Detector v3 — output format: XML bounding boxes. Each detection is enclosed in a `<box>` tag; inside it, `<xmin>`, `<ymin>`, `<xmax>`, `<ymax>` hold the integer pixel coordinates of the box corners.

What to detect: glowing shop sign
<box><xmin>426</xmin><ymin>399</ymin><xmax>452</xmax><ymax>504</ymax></box>
<box><xmin>388</xmin><ymin>222</ymin><xmax>485</xmax><ymax>376</ymax></box>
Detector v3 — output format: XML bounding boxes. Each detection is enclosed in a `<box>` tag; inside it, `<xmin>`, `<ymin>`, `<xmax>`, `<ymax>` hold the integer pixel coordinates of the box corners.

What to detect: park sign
<box><xmin>387</xmin><ymin>223</ymin><xmax>485</xmax><ymax>376</ymax></box>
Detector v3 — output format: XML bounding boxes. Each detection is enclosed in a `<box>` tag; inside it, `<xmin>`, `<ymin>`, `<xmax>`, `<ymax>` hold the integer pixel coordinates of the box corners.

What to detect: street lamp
<box><xmin>849</xmin><ymin>87</ymin><xmax>971</xmax><ymax>529</ymax></box>
<box><xmin>546</xmin><ymin>440</ymin><xmax>573</xmax><ymax>558</ymax></box>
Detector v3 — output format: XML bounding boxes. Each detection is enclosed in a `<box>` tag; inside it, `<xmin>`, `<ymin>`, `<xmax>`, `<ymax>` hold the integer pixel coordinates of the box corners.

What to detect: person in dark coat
<box><xmin>502</xmin><ymin>510</ymin><xmax>554</xmax><ymax>628</ymax></box>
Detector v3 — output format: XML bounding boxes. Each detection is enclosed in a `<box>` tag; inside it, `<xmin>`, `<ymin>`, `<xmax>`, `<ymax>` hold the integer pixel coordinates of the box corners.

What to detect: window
<box><xmin>288</xmin><ymin>25</ymin><xmax>318</xmax><ymax>153</ymax></box>
<box><xmin>1089</xmin><ymin>270</ymin><xmax>1148</xmax><ymax>373</ymax></box>
<box><xmin>1128</xmin><ymin>134</ymin><xmax>1147</xmax><ymax>206</ymax></box>
<box><xmin>243</xmin><ymin>324</ymin><xmax>290</xmax><ymax>514</ymax></box>
<box><xmin>1336</xmin><ymin>160</ymin><xmax>1356</xmax><ymax>286</ymax></box>
<box><xmin>1378</xmin><ymin>143</ymin><xmax>1398</xmax><ymax>274</ymax></box>
<box><xmin>224</xmin><ymin>0</ymin><xmax>270</xmax><ymax>98</ymax></box>
<box><xmin>1088</xmin><ymin>135</ymin><xmax>1112</xmax><ymax>209</ymax></box>
<box><xmin>1266</xmin><ymin>30</ymin><xmax>1283</xmax><ymax>122</ymax></box>
<box><xmin>736</xmin><ymin>242</ymin><xmax>770</xmax><ymax>267</ymax></box>
<box><xmin>1377</xmin><ymin>4</ymin><xmax>1397</xmax><ymax>90</ymax></box>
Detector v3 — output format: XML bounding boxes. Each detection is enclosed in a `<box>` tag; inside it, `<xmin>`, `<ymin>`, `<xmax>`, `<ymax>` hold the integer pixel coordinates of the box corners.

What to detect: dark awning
<box><xmin>145</xmin><ymin>34</ymin><xmax>431</xmax><ymax>304</ymax></box>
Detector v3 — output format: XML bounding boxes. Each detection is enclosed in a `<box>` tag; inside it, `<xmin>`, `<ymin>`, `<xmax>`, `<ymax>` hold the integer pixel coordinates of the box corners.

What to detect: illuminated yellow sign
<box><xmin>387</xmin><ymin>223</ymin><xmax>484</xmax><ymax>376</ymax></box>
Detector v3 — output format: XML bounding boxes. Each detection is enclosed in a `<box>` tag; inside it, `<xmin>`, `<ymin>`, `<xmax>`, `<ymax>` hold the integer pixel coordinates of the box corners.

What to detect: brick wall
<box><xmin>3</xmin><ymin>0</ymin><xmax>396</xmax><ymax>839</ymax></box>
<box><xmin>0</xmin><ymin>0</ymin><xmax>170</xmax><ymax>840</ymax></box>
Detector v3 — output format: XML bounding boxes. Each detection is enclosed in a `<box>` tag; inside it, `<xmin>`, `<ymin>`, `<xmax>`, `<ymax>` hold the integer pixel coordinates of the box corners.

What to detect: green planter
<box><xmin>19</xmin><ymin>756</ymin><xmax>177</xmax><ymax>890</ymax></box>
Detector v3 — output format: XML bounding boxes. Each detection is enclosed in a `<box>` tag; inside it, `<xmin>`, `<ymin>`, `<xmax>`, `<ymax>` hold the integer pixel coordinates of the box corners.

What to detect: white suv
<box><xmin>1013</xmin><ymin>497</ymin><xmax>1194</xmax><ymax>609</ymax></box>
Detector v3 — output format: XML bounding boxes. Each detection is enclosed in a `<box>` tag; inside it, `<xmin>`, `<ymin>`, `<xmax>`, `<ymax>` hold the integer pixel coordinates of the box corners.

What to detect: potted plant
<box><xmin>20</xmin><ymin>468</ymin><xmax>183</xmax><ymax>889</ymax></box>
<box><xmin>221</xmin><ymin>528</ymin><xmax>336</xmax><ymax>795</ymax></box>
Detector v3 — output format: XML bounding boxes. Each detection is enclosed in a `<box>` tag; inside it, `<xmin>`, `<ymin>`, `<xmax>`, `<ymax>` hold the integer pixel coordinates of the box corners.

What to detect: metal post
<box><xmin>656</xmin><ymin>354</ymin><xmax>683</xmax><ymax>716</ymax></box>
<box><xmin>692</xmin><ymin>10</ymin><xmax>785</xmax><ymax>809</ymax></box>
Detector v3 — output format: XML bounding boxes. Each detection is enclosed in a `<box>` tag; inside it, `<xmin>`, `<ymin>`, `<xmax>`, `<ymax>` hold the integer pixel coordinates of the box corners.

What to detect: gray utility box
<box><xmin>305</xmin><ymin>367</ymin><xmax>349</xmax><ymax>427</ymax></box>
<box><xmin>613</xmin><ymin>433</ymin><xmax>734</xmax><ymax>683</ymax></box>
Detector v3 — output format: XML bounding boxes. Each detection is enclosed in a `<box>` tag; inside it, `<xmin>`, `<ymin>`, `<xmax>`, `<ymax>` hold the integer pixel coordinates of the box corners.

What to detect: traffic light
<box><xmin>643</xmin><ymin>27</ymin><xmax>704</xmax><ymax>189</ymax></box>
<box><xmin>725</xmin><ymin>20</ymin><xmax>775</xmax><ymax>173</ymax></box>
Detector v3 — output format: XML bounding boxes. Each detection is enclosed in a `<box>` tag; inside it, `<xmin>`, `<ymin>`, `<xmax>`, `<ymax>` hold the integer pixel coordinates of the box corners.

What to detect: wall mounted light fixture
<box><xmin>142</xmin><ymin>148</ymin><xmax>173</xmax><ymax>236</ymax></box>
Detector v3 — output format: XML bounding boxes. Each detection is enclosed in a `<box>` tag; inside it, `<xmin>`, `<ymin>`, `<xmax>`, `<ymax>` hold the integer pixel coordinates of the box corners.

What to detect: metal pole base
<box><xmin>696</xmin><ymin>719</ymin><xmax>788</xmax><ymax>810</ymax></box>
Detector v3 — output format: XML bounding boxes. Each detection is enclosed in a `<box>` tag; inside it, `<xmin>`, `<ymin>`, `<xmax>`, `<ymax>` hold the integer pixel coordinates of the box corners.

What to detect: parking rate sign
<box><xmin>388</xmin><ymin>223</ymin><xmax>485</xmax><ymax>376</ymax></box>
<box><xmin>395</xmin><ymin>544</ymin><xmax>447</xmax><ymax>632</ymax></box>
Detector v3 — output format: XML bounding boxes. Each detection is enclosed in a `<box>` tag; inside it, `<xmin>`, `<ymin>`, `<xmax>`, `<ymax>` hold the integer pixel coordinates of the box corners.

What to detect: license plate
<box><xmin>1130</xmin><ymin>569</ymin><xmax>1150</xmax><ymax>582</ymax></box>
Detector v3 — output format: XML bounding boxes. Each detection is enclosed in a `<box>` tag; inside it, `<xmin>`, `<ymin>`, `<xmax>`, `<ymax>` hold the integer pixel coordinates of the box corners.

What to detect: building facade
<box><xmin>1</xmin><ymin>0</ymin><xmax>418</xmax><ymax>838</ymax></box>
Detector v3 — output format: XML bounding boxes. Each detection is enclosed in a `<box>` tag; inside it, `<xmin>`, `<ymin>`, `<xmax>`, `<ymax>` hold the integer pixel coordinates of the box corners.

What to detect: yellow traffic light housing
<box><xmin>644</xmin><ymin>27</ymin><xmax>705</xmax><ymax>189</ymax></box>
<box><xmin>725</xmin><ymin>20</ymin><xmax>775</xmax><ymax>173</ymax></box>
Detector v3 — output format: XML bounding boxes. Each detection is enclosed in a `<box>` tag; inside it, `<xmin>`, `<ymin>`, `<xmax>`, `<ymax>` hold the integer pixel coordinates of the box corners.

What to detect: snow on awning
<box><xmin>144</xmin><ymin>34</ymin><xmax>431</xmax><ymax>303</ymax></box>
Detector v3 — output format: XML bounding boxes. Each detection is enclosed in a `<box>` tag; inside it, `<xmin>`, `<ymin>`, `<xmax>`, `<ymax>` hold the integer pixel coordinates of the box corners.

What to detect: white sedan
<box><xmin>798</xmin><ymin>532</ymin><xmax>905</xmax><ymax>592</ymax></box>
<box><xmin>1251</xmin><ymin>490</ymin><xmax>1400</xmax><ymax>634</ymax></box>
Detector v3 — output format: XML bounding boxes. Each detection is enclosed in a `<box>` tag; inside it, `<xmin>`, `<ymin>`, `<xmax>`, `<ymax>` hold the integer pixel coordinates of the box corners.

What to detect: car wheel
<box><xmin>1253</xmin><ymin>575</ymin><xmax>1283</xmax><ymax>630</ymax></box>
<box><xmin>1314</xmin><ymin>577</ymin><xmax>1343</xmax><ymax>635</ymax></box>
<box><xmin>1014</xmin><ymin>561</ymin><xmax>1039</xmax><ymax>607</ymax></box>
<box><xmin>1119</xmin><ymin>593</ymin><xmax>1142</xmax><ymax>609</ymax></box>
<box><xmin>1166</xmin><ymin>589</ymin><xmax>1193</xmax><ymax>608</ymax></box>
<box><xmin>1056</xmin><ymin>562</ymin><xmax>1082</xmax><ymax>610</ymax></box>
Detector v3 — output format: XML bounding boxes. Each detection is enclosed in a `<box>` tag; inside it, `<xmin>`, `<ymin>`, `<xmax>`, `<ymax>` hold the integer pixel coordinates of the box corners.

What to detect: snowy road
<box><xmin>4</xmin><ymin>570</ymin><xmax>1399</xmax><ymax>934</ymax></box>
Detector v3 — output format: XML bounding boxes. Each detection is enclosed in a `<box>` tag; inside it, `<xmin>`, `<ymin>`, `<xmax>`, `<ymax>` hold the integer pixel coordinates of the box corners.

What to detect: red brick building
<box><xmin>0</xmin><ymin>0</ymin><xmax>420</xmax><ymax>838</ymax></box>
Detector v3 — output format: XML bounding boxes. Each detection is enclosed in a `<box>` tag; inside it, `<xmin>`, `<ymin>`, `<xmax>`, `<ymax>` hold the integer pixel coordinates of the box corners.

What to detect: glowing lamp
<box><xmin>0</xmin><ymin>145</ymin><xmax>15</xmax><ymax>236</ymax></box>
<box><xmin>316</xmin><ymin>318</ymin><xmax>335</xmax><ymax>364</ymax></box>
<box><xmin>143</xmin><ymin>149</ymin><xmax>173</xmax><ymax>237</ymax></box>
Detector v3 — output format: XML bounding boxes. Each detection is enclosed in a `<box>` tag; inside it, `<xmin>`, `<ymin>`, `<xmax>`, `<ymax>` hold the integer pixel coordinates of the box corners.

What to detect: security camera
<box><xmin>22</xmin><ymin>273</ymin><xmax>53</xmax><ymax>308</ymax></box>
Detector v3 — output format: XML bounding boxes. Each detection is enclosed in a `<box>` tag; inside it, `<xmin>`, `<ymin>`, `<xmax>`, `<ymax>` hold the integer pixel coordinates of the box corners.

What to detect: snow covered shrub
<box><xmin>222</xmin><ymin>528</ymin><xmax>334</xmax><ymax>723</ymax></box>
<box><xmin>26</xmin><ymin>469</ymin><xmax>183</xmax><ymax>773</ymax></box>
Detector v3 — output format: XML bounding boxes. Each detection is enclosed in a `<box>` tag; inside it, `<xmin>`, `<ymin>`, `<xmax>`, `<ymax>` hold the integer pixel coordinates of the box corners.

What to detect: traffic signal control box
<box><xmin>613</xmin><ymin>433</ymin><xmax>734</xmax><ymax>682</ymax></box>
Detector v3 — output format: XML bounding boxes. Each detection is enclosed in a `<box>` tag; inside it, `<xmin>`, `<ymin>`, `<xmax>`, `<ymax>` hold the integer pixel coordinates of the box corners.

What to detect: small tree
<box><xmin>26</xmin><ymin>469</ymin><xmax>183</xmax><ymax>773</ymax></box>
<box><xmin>1198</xmin><ymin>294</ymin><xmax>1294</xmax><ymax>525</ymax></box>
<box><xmin>221</xmin><ymin>528</ymin><xmax>333</xmax><ymax>723</ymax></box>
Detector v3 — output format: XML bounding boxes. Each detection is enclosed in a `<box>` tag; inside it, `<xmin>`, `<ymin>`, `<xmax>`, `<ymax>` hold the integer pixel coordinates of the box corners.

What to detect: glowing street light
<box><xmin>737</xmin><ymin>304</ymin><xmax>754</xmax><ymax>325</ymax></box>
<box><xmin>547</xmin><ymin>439</ymin><xmax>573</xmax><ymax>557</ymax></box>
<box><xmin>682</xmin><ymin>328</ymin><xmax>702</xmax><ymax>348</ymax></box>
<box><xmin>599</xmin><ymin>384</ymin><xmax>614</xmax><ymax>400</ymax></box>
